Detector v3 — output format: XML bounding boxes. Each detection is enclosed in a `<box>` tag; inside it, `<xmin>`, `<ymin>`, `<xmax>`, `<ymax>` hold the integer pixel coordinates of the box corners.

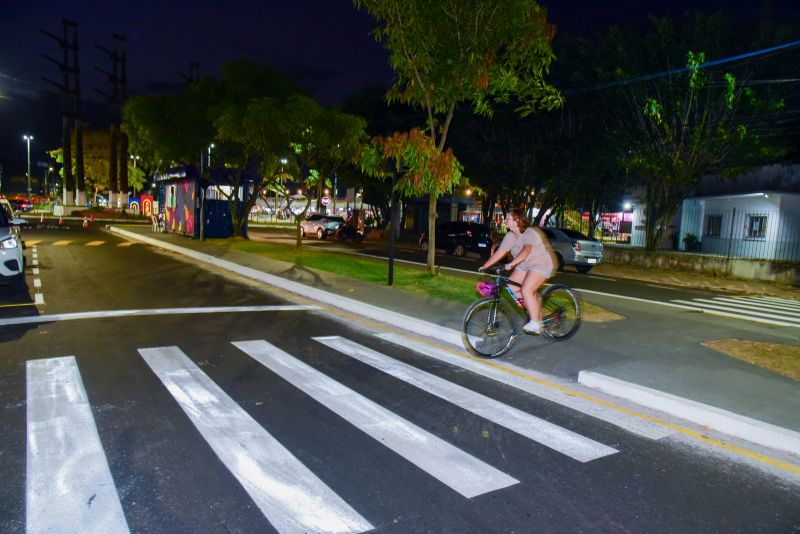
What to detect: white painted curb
<box><xmin>578</xmin><ymin>371</ymin><xmax>800</xmax><ymax>455</ymax></box>
<box><xmin>108</xmin><ymin>226</ymin><xmax>464</xmax><ymax>347</ymax></box>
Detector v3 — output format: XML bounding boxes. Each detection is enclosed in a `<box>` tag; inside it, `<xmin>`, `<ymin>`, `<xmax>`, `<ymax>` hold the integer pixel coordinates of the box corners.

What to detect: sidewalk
<box><xmin>108</xmin><ymin>225</ymin><xmax>800</xmax><ymax>461</ymax></box>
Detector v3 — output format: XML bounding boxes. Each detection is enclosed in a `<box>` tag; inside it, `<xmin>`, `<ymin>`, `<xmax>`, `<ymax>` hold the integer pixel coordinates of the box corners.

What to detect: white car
<box><xmin>300</xmin><ymin>214</ymin><xmax>345</xmax><ymax>239</ymax></box>
<box><xmin>0</xmin><ymin>205</ymin><xmax>25</xmax><ymax>286</ymax></box>
<box><xmin>542</xmin><ymin>227</ymin><xmax>604</xmax><ymax>273</ymax></box>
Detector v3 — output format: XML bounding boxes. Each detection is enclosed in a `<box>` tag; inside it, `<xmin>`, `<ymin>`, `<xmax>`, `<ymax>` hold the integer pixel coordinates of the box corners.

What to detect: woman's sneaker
<box><xmin>523</xmin><ymin>321</ymin><xmax>542</xmax><ymax>335</ymax></box>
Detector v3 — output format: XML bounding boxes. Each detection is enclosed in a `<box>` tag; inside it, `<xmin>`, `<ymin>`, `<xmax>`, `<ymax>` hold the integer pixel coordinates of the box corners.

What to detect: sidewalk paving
<box><xmin>108</xmin><ymin>225</ymin><xmax>800</xmax><ymax>461</ymax></box>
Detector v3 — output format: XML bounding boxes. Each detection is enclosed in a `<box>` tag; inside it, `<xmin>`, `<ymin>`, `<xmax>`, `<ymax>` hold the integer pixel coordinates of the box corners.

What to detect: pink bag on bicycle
<box><xmin>475</xmin><ymin>281</ymin><xmax>497</xmax><ymax>297</ymax></box>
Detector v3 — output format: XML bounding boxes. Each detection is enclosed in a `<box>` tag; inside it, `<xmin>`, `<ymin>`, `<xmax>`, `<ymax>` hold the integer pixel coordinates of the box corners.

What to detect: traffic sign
<box><xmin>321</xmin><ymin>195</ymin><xmax>330</xmax><ymax>206</ymax></box>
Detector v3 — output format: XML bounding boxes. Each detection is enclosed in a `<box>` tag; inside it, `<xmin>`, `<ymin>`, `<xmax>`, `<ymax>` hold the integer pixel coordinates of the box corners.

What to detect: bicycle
<box><xmin>461</xmin><ymin>266</ymin><xmax>582</xmax><ymax>358</ymax></box>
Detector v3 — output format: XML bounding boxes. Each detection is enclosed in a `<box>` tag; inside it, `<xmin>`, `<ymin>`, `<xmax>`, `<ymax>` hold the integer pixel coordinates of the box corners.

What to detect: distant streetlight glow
<box><xmin>22</xmin><ymin>134</ymin><xmax>34</xmax><ymax>203</ymax></box>
<box><xmin>208</xmin><ymin>143</ymin><xmax>215</xmax><ymax>167</ymax></box>
<box><xmin>623</xmin><ymin>202</ymin><xmax>632</xmax><ymax>210</ymax></box>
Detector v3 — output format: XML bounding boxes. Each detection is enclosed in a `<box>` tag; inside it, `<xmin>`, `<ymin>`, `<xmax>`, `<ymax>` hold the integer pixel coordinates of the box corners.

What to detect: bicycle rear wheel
<box><xmin>462</xmin><ymin>298</ymin><xmax>518</xmax><ymax>358</ymax></box>
<box><xmin>540</xmin><ymin>284</ymin><xmax>581</xmax><ymax>340</ymax></box>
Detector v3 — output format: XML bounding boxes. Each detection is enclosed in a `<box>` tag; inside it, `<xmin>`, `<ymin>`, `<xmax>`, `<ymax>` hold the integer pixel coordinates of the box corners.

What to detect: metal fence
<box><xmin>680</xmin><ymin>206</ymin><xmax>800</xmax><ymax>262</ymax></box>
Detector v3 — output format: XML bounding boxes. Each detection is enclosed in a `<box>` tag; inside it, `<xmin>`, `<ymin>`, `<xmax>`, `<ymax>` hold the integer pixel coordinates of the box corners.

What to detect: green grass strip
<box><xmin>231</xmin><ymin>239</ymin><xmax>480</xmax><ymax>305</ymax></box>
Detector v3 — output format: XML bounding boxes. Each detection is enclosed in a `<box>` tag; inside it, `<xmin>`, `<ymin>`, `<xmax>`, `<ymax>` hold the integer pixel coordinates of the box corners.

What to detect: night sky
<box><xmin>1</xmin><ymin>0</ymin><xmax>797</xmax><ymax>182</ymax></box>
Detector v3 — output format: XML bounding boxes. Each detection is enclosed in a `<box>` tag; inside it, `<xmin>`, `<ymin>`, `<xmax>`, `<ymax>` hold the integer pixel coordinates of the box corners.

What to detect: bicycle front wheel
<box><xmin>540</xmin><ymin>284</ymin><xmax>581</xmax><ymax>340</ymax></box>
<box><xmin>462</xmin><ymin>298</ymin><xmax>518</xmax><ymax>358</ymax></box>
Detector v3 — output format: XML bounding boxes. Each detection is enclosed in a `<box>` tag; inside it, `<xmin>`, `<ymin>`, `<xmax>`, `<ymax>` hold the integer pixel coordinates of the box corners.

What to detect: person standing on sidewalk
<box><xmin>479</xmin><ymin>208</ymin><xmax>555</xmax><ymax>335</ymax></box>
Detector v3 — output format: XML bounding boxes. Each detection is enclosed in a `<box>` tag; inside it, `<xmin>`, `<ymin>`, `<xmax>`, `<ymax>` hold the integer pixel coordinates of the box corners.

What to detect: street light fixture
<box><xmin>208</xmin><ymin>143</ymin><xmax>215</xmax><ymax>168</ymax></box>
<box><xmin>22</xmin><ymin>134</ymin><xmax>34</xmax><ymax>203</ymax></box>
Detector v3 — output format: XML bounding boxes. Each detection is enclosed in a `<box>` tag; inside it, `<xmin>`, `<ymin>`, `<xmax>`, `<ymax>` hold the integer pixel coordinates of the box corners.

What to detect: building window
<box><xmin>746</xmin><ymin>215</ymin><xmax>767</xmax><ymax>239</ymax></box>
<box><xmin>705</xmin><ymin>215</ymin><xmax>722</xmax><ymax>237</ymax></box>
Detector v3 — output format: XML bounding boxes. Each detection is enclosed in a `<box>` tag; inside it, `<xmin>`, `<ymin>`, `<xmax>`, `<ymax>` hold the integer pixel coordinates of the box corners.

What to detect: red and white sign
<box><xmin>321</xmin><ymin>195</ymin><xmax>330</xmax><ymax>206</ymax></box>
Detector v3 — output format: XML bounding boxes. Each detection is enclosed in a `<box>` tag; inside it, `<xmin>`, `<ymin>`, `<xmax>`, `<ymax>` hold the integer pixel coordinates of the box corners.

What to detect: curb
<box><xmin>578</xmin><ymin>371</ymin><xmax>800</xmax><ymax>456</ymax></box>
<box><xmin>107</xmin><ymin>226</ymin><xmax>465</xmax><ymax>347</ymax></box>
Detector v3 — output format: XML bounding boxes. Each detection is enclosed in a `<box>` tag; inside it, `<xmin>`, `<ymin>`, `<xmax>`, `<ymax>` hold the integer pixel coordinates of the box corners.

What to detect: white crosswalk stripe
<box><xmin>233</xmin><ymin>339</ymin><xmax>519</xmax><ymax>498</ymax></box>
<box><xmin>375</xmin><ymin>332</ymin><xmax>675</xmax><ymax>440</ymax></box>
<box><xmin>671</xmin><ymin>296</ymin><xmax>800</xmax><ymax>327</ymax></box>
<box><xmin>314</xmin><ymin>335</ymin><xmax>618</xmax><ymax>462</ymax></box>
<box><xmin>26</xmin><ymin>357</ymin><xmax>130</xmax><ymax>534</ymax></box>
<box><xmin>23</xmin><ymin>335</ymin><xmax>643</xmax><ymax>531</ymax></box>
<box><xmin>140</xmin><ymin>346</ymin><xmax>373</xmax><ymax>534</ymax></box>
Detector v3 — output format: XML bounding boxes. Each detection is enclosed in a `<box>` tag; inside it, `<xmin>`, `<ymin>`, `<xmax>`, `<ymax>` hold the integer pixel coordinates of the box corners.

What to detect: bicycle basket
<box><xmin>476</xmin><ymin>281</ymin><xmax>497</xmax><ymax>297</ymax></box>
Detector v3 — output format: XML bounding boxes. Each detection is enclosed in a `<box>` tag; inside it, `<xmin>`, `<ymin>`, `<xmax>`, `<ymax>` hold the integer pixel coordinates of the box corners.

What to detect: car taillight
<box><xmin>572</xmin><ymin>241</ymin><xmax>581</xmax><ymax>252</ymax></box>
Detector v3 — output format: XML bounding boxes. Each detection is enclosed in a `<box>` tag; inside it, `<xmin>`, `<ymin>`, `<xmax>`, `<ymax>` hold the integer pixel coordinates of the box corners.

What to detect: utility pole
<box><xmin>42</xmin><ymin>19</ymin><xmax>84</xmax><ymax>206</ymax></box>
<box><xmin>96</xmin><ymin>34</ymin><xmax>127</xmax><ymax>209</ymax></box>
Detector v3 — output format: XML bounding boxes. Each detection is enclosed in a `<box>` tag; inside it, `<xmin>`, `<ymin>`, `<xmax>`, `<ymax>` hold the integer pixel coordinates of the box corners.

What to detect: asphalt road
<box><xmin>1</xmin><ymin>223</ymin><xmax>798</xmax><ymax>532</ymax></box>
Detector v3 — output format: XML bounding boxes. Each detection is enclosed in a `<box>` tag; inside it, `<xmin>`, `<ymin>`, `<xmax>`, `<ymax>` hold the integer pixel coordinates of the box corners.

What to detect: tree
<box><xmin>355</xmin><ymin>0</ymin><xmax>563</xmax><ymax>272</ymax></box>
<box><xmin>621</xmin><ymin>52</ymin><xmax>784</xmax><ymax>250</ymax></box>
<box><xmin>123</xmin><ymin>79</ymin><xmax>221</xmax><ymax>169</ymax></box>
<box><xmin>279</xmin><ymin>96</ymin><xmax>368</xmax><ymax>248</ymax></box>
<box><xmin>123</xmin><ymin>61</ymin><xmax>305</xmax><ymax>237</ymax></box>
<box><xmin>571</xmin><ymin>11</ymin><xmax>792</xmax><ymax>250</ymax></box>
<box><xmin>362</xmin><ymin>128</ymin><xmax>464</xmax><ymax>256</ymax></box>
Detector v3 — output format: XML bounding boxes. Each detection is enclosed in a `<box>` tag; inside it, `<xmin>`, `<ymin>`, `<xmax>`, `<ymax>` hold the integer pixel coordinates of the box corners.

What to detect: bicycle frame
<box><xmin>477</xmin><ymin>269</ymin><xmax>572</xmax><ymax>334</ymax></box>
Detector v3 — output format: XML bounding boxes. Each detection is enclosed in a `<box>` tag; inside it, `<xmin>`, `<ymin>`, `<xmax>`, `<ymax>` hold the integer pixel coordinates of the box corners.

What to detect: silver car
<box><xmin>542</xmin><ymin>227</ymin><xmax>603</xmax><ymax>273</ymax></box>
<box><xmin>300</xmin><ymin>214</ymin><xmax>345</xmax><ymax>239</ymax></box>
<box><xmin>0</xmin><ymin>205</ymin><xmax>25</xmax><ymax>286</ymax></box>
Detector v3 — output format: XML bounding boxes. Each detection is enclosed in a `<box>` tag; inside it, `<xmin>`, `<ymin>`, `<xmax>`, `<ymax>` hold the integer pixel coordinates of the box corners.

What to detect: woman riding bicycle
<box><xmin>479</xmin><ymin>209</ymin><xmax>555</xmax><ymax>335</ymax></box>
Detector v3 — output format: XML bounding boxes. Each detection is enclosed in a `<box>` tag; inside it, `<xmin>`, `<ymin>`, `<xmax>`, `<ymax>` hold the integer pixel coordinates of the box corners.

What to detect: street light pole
<box><xmin>130</xmin><ymin>154</ymin><xmax>140</xmax><ymax>196</ymax></box>
<box><xmin>208</xmin><ymin>143</ymin><xmax>215</xmax><ymax>168</ymax></box>
<box><xmin>23</xmin><ymin>135</ymin><xmax>34</xmax><ymax>204</ymax></box>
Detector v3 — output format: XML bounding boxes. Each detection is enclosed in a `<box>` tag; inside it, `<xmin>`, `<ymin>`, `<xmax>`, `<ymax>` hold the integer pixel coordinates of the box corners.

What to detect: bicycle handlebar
<box><xmin>478</xmin><ymin>265</ymin><xmax>508</xmax><ymax>276</ymax></box>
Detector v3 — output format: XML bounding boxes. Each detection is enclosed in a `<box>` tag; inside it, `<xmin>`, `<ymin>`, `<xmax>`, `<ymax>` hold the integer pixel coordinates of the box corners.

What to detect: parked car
<box><xmin>335</xmin><ymin>220</ymin><xmax>365</xmax><ymax>242</ymax></box>
<box><xmin>0</xmin><ymin>203</ymin><xmax>25</xmax><ymax>286</ymax></box>
<box><xmin>300</xmin><ymin>214</ymin><xmax>345</xmax><ymax>239</ymax></box>
<box><xmin>542</xmin><ymin>227</ymin><xmax>603</xmax><ymax>273</ymax></box>
<box><xmin>0</xmin><ymin>199</ymin><xmax>25</xmax><ymax>240</ymax></box>
<box><xmin>418</xmin><ymin>221</ymin><xmax>493</xmax><ymax>258</ymax></box>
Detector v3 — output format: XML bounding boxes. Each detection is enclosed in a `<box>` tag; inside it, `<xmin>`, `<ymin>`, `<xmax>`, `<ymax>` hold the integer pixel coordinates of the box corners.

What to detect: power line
<box><xmin>566</xmin><ymin>39</ymin><xmax>800</xmax><ymax>96</ymax></box>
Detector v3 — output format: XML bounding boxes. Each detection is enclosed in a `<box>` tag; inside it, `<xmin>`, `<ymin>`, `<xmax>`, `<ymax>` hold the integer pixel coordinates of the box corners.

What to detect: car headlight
<box><xmin>1</xmin><ymin>237</ymin><xmax>19</xmax><ymax>249</ymax></box>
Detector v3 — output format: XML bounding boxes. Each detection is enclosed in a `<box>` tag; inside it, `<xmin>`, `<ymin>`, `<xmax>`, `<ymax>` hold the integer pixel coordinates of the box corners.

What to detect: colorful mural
<box><xmin>138</xmin><ymin>194</ymin><xmax>154</xmax><ymax>216</ymax></box>
<box><xmin>165</xmin><ymin>179</ymin><xmax>196</xmax><ymax>235</ymax></box>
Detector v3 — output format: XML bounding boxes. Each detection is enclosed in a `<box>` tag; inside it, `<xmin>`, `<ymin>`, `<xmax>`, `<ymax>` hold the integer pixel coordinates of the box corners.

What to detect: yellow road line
<box><xmin>0</xmin><ymin>302</ymin><xmax>36</xmax><ymax>308</ymax></box>
<box><xmin>25</xmin><ymin>240</ymin><xmax>42</xmax><ymax>246</ymax></box>
<box><xmin>53</xmin><ymin>240</ymin><xmax>72</xmax><ymax>246</ymax></box>
<box><xmin>86</xmin><ymin>241</ymin><xmax>105</xmax><ymax>246</ymax></box>
<box><xmin>117</xmin><ymin>242</ymin><xmax>135</xmax><ymax>247</ymax></box>
<box><xmin>308</xmin><ymin>299</ymin><xmax>800</xmax><ymax>475</ymax></box>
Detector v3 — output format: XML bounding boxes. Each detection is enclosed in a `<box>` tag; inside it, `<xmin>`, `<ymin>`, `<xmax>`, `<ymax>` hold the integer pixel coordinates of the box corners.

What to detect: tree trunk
<box><xmin>426</xmin><ymin>194</ymin><xmax>437</xmax><ymax>274</ymax></box>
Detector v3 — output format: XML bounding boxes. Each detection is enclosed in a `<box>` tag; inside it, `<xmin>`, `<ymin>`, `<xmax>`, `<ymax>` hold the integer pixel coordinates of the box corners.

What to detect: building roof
<box><xmin>688</xmin><ymin>164</ymin><xmax>800</xmax><ymax>197</ymax></box>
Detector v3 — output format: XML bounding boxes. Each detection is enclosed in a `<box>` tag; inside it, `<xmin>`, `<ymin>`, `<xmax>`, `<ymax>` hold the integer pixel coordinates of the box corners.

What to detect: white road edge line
<box><xmin>26</xmin><ymin>356</ymin><xmax>130</xmax><ymax>534</ymax></box>
<box><xmin>375</xmin><ymin>332</ymin><xmax>674</xmax><ymax>441</ymax></box>
<box><xmin>234</xmin><ymin>339</ymin><xmax>519</xmax><ymax>498</ymax></box>
<box><xmin>0</xmin><ymin>305</ymin><xmax>317</xmax><ymax>327</ymax></box>
<box><xmin>140</xmin><ymin>346</ymin><xmax>372</xmax><ymax>534</ymax></box>
<box><xmin>314</xmin><ymin>335</ymin><xmax>618</xmax><ymax>463</ymax></box>
<box><xmin>578</xmin><ymin>371</ymin><xmax>800</xmax><ymax>456</ymax></box>
<box><xmin>34</xmin><ymin>293</ymin><xmax>45</xmax><ymax>305</ymax></box>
